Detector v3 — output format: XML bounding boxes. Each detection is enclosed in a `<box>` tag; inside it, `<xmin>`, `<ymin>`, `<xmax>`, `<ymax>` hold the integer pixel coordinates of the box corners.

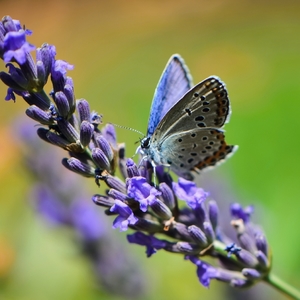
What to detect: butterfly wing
<box><xmin>147</xmin><ymin>54</ymin><xmax>193</xmax><ymax>136</ymax></box>
<box><xmin>152</xmin><ymin>76</ymin><xmax>231</xmax><ymax>141</ymax></box>
<box><xmin>158</xmin><ymin>129</ymin><xmax>238</xmax><ymax>180</ymax></box>
<box><xmin>148</xmin><ymin>76</ymin><xmax>237</xmax><ymax>179</ymax></box>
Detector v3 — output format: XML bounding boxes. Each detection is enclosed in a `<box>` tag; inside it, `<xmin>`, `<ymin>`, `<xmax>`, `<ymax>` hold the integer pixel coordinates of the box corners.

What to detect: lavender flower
<box><xmin>1</xmin><ymin>15</ymin><xmax>300</xmax><ymax>299</ymax></box>
<box><xmin>14</xmin><ymin>116</ymin><xmax>146</xmax><ymax>298</ymax></box>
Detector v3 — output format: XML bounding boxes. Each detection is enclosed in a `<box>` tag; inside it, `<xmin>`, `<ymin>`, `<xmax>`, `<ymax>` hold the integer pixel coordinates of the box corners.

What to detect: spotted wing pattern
<box><xmin>147</xmin><ymin>76</ymin><xmax>237</xmax><ymax>179</ymax></box>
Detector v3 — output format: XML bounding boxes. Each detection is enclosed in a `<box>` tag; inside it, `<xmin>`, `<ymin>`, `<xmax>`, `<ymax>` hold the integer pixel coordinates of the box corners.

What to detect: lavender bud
<box><xmin>176</xmin><ymin>242</ymin><xmax>201</xmax><ymax>255</ymax></box>
<box><xmin>173</xmin><ymin>222</ymin><xmax>194</xmax><ymax>241</ymax></box>
<box><xmin>36</xmin><ymin>128</ymin><xmax>51</xmax><ymax>143</ymax></box>
<box><xmin>235</xmin><ymin>249</ymin><xmax>259</xmax><ymax>268</ymax></box>
<box><xmin>208</xmin><ymin>200</ymin><xmax>219</xmax><ymax>231</ymax></box>
<box><xmin>0</xmin><ymin>70</ymin><xmax>26</xmax><ymax>91</ymax></box>
<box><xmin>203</xmin><ymin>221</ymin><xmax>215</xmax><ymax>243</ymax></box>
<box><xmin>15</xmin><ymin>48</ymin><xmax>37</xmax><ymax>84</ymax></box>
<box><xmin>188</xmin><ymin>225</ymin><xmax>208</xmax><ymax>247</ymax></box>
<box><xmin>36</xmin><ymin>43</ymin><xmax>54</xmax><ymax>81</ymax></box>
<box><xmin>51</xmin><ymin>60</ymin><xmax>73</xmax><ymax>92</ymax></box>
<box><xmin>131</xmin><ymin>218</ymin><xmax>163</xmax><ymax>233</ymax></box>
<box><xmin>255</xmin><ymin>250</ymin><xmax>269</xmax><ymax>269</ymax></box>
<box><xmin>149</xmin><ymin>198</ymin><xmax>173</xmax><ymax>220</ymax></box>
<box><xmin>92</xmin><ymin>194</ymin><xmax>115</xmax><ymax>208</ymax></box>
<box><xmin>94</xmin><ymin>134</ymin><xmax>114</xmax><ymax>162</ymax></box>
<box><xmin>68</xmin><ymin>114</ymin><xmax>78</xmax><ymax>131</ymax></box>
<box><xmin>80</xmin><ymin>120</ymin><xmax>94</xmax><ymax>147</ymax></box>
<box><xmin>230</xmin><ymin>278</ymin><xmax>253</xmax><ymax>288</ymax></box>
<box><xmin>159</xmin><ymin>182</ymin><xmax>176</xmax><ymax>210</ymax></box>
<box><xmin>36</xmin><ymin>60</ymin><xmax>46</xmax><ymax>86</ymax></box>
<box><xmin>65</xmin><ymin>77</ymin><xmax>73</xmax><ymax>87</ymax></box>
<box><xmin>242</xmin><ymin>268</ymin><xmax>262</xmax><ymax>280</ymax></box>
<box><xmin>194</xmin><ymin>203</ymin><xmax>207</xmax><ymax>228</ymax></box>
<box><xmin>25</xmin><ymin>105</ymin><xmax>53</xmax><ymax>125</ymax></box>
<box><xmin>62</xmin><ymin>157</ymin><xmax>95</xmax><ymax>177</ymax></box>
<box><xmin>105</xmin><ymin>175</ymin><xmax>126</xmax><ymax>193</ymax></box>
<box><xmin>45</xmin><ymin>130</ymin><xmax>70</xmax><ymax>149</ymax></box>
<box><xmin>213</xmin><ymin>269</ymin><xmax>238</xmax><ymax>283</ymax></box>
<box><xmin>64</xmin><ymin>83</ymin><xmax>75</xmax><ymax>113</ymax></box>
<box><xmin>92</xmin><ymin>148</ymin><xmax>110</xmax><ymax>171</ymax></box>
<box><xmin>102</xmin><ymin>123</ymin><xmax>117</xmax><ymax>149</ymax></box>
<box><xmin>238</xmin><ymin>232</ymin><xmax>257</xmax><ymax>254</ymax></box>
<box><xmin>56</xmin><ymin>117</ymin><xmax>79</xmax><ymax>143</ymax></box>
<box><xmin>162</xmin><ymin>243</ymin><xmax>184</xmax><ymax>254</ymax></box>
<box><xmin>118</xmin><ymin>159</ymin><xmax>128</xmax><ymax>180</ymax></box>
<box><xmin>255</xmin><ymin>232</ymin><xmax>268</xmax><ymax>256</ymax></box>
<box><xmin>77</xmin><ymin>99</ymin><xmax>91</xmax><ymax>123</ymax></box>
<box><xmin>108</xmin><ymin>189</ymin><xmax>129</xmax><ymax>202</ymax></box>
<box><xmin>126</xmin><ymin>158</ymin><xmax>139</xmax><ymax>178</ymax></box>
<box><xmin>22</xmin><ymin>91</ymin><xmax>50</xmax><ymax>110</ymax></box>
<box><xmin>54</xmin><ymin>91</ymin><xmax>70</xmax><ymax>118</ymax></box>
<box><xmin>2</xmin><ymin>15</ymin><xmax>19</xmax><ymax>32</ymax></box>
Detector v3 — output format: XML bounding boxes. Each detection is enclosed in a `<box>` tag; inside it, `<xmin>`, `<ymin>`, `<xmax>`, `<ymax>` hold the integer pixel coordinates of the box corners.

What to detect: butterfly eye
<box><xmin>141</xmin><ymin>137</ymin><xmax>151</xmax><ymax>149</ymax></box>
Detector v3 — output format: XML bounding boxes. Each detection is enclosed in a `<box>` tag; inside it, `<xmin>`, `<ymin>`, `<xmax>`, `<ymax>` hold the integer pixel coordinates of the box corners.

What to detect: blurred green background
<box><xmin>0</xmin><ymin>0</ymin><xmax>300</xmax><ymax>299</ymax></box>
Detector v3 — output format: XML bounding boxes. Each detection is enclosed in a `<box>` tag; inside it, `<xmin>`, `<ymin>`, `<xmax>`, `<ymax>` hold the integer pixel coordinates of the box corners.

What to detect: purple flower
<box><xmin>102</xmin><ymin>123</ymin><xmax>117</xmax><ymax>149</ymax></box>
<box><xmin>3</xmin><ymin>31</ymin><xmax>35</xmax><ymax>64</ymax></box>
<box><xmin>51</xmin><ymin>59</ymin><xmax>74</xmax><ymax>92</ymax></box>
<box><xmin>110</xmin><ymin>200</ymin><xmax>138</xmax><ymax>231</ymax></box>
<box><xmin>5</xmin><ymin>87</ymin><xmax>16</xmax><ymax>101</ymax></box>
<box><xmin>127</xmin><ymin>232</ymin><xmax>167</xmax><ymax>257</ymax></box>
<box><xmin>188</xmin><ymin>256</ymin><xmax>218</xmax><ymax>288</ymax></box>
<box><xmin>127</xmin><ymin>176</ymin><xmax>161</xmax><ymax>212</ymax></box>
<box><xmin>173</xmin><ymin>177</ymin><xmax>209</xmax><ymax>209</ymax></box>
<box><xmin>230</xmin><ymin>203</ymin><xmax>254</xmax><ymax>223</ymax></box>
<box><xmin>51</xmin><ymin>59</ymin><xmax>73</xmax><ymax>79</ymax></box>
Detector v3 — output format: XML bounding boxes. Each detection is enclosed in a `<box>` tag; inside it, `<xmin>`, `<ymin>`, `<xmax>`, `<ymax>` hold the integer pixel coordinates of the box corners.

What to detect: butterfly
<box><xmin>138</xmin><ymin>54</ymin><xmax>238</xmax><ymax>180</ymax></box>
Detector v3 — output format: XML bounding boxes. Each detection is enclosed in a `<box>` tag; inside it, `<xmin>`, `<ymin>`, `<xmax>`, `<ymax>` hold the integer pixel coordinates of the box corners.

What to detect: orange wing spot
<box><xmin>192</xmin><ymin>142</ymin><xmax>235</xmax><ymax>172</ymax></box>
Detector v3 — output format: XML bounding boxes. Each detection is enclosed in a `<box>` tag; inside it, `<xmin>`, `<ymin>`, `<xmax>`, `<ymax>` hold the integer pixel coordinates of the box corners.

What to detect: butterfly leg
<box><xmin>149</xmin><ymin>160</ymin><xmax>159</xmax><ymax>187</ymax></box>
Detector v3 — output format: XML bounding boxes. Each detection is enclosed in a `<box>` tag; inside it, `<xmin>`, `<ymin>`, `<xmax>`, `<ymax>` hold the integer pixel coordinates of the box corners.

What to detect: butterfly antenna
<box><xmin>111</xmin><ymin>123</ymin><xmax>144</xmax><ymax>137</ymax></box>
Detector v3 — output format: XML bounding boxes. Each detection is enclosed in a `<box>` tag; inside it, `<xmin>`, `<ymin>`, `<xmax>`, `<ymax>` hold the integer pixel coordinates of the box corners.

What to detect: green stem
<box><xmin>265</xmin><ymin>273</ymin><xmax>300</xmax><ymax>299</ymax></box>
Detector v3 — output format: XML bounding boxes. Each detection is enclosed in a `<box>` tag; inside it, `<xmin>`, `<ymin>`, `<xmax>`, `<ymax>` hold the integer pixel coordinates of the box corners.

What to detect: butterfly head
<box><xmin>140</xmin><ymin>136</ymin><xmax>151</xmax><ymax>150</ymax></box>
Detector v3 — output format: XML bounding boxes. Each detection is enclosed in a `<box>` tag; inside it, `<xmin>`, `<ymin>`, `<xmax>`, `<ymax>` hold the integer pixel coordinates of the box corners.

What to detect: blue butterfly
<box><xmin>139</xmin><ymin>54</ymin><xmax>237</xmax><ymax>180</ymax></box>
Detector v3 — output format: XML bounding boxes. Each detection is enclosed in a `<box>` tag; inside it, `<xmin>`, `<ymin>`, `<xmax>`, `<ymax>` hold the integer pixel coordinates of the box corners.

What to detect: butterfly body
<box><xmin>139</xmin><ymin>55</ymin><xmax>237</xmax><ymax>180</ymax></box>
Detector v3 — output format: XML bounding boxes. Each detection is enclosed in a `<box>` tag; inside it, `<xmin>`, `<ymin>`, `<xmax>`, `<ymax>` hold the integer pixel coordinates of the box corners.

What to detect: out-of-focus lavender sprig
<box><xmin>1</xmin><ymin>15</ymin><xmax>300</xmax><ymax>299</ymax></box>
<box><xmin>14</xmin><ymin>116</ymin><xmax>146</xmax><ymax>298</ymax></box>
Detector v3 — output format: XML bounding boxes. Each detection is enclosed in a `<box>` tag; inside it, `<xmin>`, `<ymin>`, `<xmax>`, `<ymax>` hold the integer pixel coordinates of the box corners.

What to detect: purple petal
<box><xmin>230</xmin><ymin>203</ymin><xmax>254</xmax><ymax>223</ymax></box>
<box><xmin>110</xmin><ymin>200</ymin><xmax>138</xmax><ymax>231</ymax></box>
<box><xmin>3</xmin><ymin>31</ymin><xmax>35</xmax><ymax>64</ymax></box>
<box><xmin>188</xmin><ymin>256</ymin><xmax>218</xmax><ymax>288</ymax></box>
<box><xmin>173</xmin><ymin>178</ymin><xmax>209</xmax><ymax>209</ymax></box>
<box><xmin>127</xmin><ymin>176</ymin><xmax>161</xmax><ymax>212</ymax></box>
<box><xmin>5</xmin><ymin>87</ymin><xmax>16</xmax><ymax>101</ymax></box>
<box><xmin>127</xmin><ymin>232</ymin><xmax>167</xmax><ymax>257</ymax></box>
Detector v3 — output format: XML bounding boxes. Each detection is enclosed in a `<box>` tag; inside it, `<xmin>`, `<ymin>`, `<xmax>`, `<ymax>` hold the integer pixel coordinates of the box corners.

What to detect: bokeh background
<box><xmin>0</xmin><ymin>0</ymin><xmax>300</xmax><ymax>299</ymax></box>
